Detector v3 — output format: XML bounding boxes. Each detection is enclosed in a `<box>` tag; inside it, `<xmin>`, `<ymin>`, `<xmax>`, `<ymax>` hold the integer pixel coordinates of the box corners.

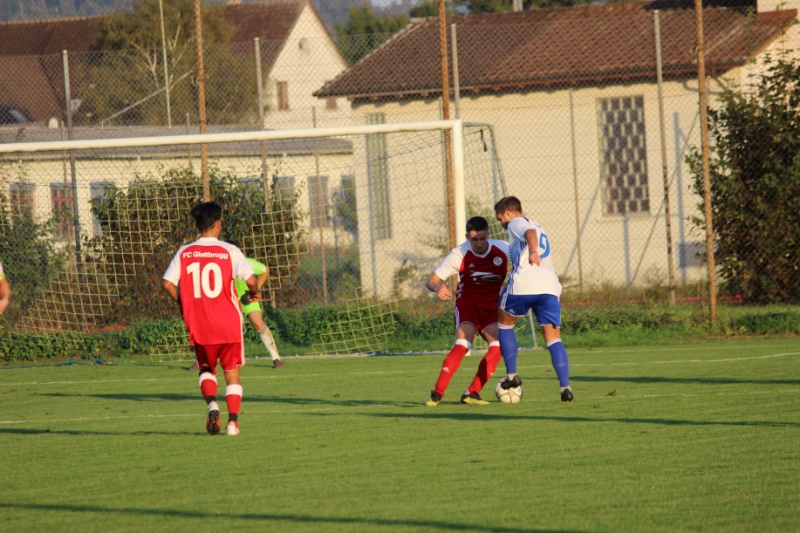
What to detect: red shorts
<box><xmin>454</xmin><ymin>305</ymin><xmax>498</xmax><ymax>333</ymax></box>
<box><xmin>194</xmin><ymin>342</ymin><xmax>245</xmax><ymax>373</ymax></box>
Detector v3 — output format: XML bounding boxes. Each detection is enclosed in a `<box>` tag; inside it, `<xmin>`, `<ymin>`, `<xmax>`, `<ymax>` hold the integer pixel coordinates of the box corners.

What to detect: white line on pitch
<box><xmin>1</xmin><ymin>351</ymin><xmax>798</xmax><ymax>388</ymax></box>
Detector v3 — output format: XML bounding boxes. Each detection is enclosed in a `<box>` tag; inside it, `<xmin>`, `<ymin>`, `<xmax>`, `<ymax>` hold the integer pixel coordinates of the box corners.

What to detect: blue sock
<box><xmin>498</xmin><ymin>325</ymin><xmax>518</xmax><ymax>375</ymax></box>
<box><xmin>547</xmin><ymin>339</ymin><xmax>570</xmax><ymax>388</ymax></box>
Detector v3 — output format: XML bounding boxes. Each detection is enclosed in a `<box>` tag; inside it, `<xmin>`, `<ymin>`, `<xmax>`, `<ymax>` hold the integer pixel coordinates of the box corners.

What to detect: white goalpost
<box><xmin>0</xmin><ymin>120</ymin><xmax>506</xmax><ymax>360</ymax></box>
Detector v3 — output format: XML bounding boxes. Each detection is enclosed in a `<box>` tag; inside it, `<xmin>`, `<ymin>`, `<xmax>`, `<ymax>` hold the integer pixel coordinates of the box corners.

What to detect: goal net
<box><xmin>0</xmin><ymin>120</ymin><xmax>507</xmax><ymax>361</ymax></box>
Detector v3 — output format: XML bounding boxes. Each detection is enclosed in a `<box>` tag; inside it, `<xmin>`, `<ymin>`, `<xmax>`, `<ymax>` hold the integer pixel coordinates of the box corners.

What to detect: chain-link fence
<box><xmin>1</xmin><ymin>2</ymin><xmax>799</xmax><ymax>360</ymax></box>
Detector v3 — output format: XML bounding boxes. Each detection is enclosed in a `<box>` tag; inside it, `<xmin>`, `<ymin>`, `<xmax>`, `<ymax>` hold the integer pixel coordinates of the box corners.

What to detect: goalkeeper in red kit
<box><xmin>162</xmin><ymin>202</ymin><xmax>259</xmax><ymax>436</ymax></box>
<box><xmin>424</xmin><ymin>216</ymin><xmax>509</xmax><ymax>406</ymax></box>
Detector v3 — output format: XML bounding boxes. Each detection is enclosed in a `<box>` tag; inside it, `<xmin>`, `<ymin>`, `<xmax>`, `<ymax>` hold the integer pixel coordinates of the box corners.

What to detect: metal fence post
<box><xmin>569</xmin><ymin>88</ymin><xmax>584</xmax><ymax>292</ymax></box>
<box><xmin>450</xmin><ymin>23</ymin><xmax>461</xmax><ymax>120</ymax></box>
<box><xmin>694</xmin><ymin>0</ymin><xmax>718</xmax><ymax>323</ymax></box>
<box><xmin>62</xmin><ymin>50</ymin><xmax>83</xmax><ymax>279</ymax></box>
<box><xmin>254</xmin><ymin>37</ymin><xmax>270</xmax><ymax>208</ymax></box>
<box><xmin>654</xmin><ymin>10</ymin><xmax>677</xmax><ymax>307</ymax></box>
<box><xmin>158</xmin><ymin>0</ymin><xmax>172</xmax><ymax>128</ymax></box>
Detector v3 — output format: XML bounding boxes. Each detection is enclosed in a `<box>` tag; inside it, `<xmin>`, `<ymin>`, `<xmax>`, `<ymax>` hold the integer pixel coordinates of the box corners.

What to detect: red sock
<box><xmin>468</xmin><ymin>343</ymin><xmax>502</xmax><ymax>394</ymax></box>
<box><xmin>434</xmin><ymin>342</ymin><xmax>469</xmax><ymax>396</ymax></box>
<box><xmin>226</xmin><ymin>384</ymin><xmax>243</xmax><ymax>417</ymax></box>
<box><xmin>199</xmin><ymin>373</ymin><xmax>218</xmax><ymax>399</ymax></box>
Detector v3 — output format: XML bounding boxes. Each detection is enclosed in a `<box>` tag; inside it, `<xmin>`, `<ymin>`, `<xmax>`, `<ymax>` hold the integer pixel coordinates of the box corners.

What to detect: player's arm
<box><xmin>162</xmin><ymin>279</ymin><xmax>179</xmax><ymax>303</ymax></box>
<box><xmin>244</xmin><ymin>275</ymin><xmax>260</xmax><ymax>303</ymax></box>
<box><xmin>426</xmin><ymin>272</ymin><xmax>452</xmax><ymax>301</ymax></box>
<box><xmin>256</xmin><ymin>269</ymin><xmax>268</xmax><ymax>290</ymax></box>
<box><xmin>162</xmin><ymin>253</ymin><xmax>182</xmax><ymax>303</ymax></box>
<box><xmin>0</xmin><ymin>275</ymin><xmax>10</xmax><ymax>314</ymax></box>
<box><xmin>427</xmin><ymin>247</ymin><xmax>463</xmax><ymax>301</ymax></box>
<box><xmin>524</xmin><ymin>228</ymin><xmax>541</xmax><ymax>266</ymax></box>
<box><xmin>237</xmin><ymin>256</ymin><xmax>259</xmax><ymax>302</ymax></box>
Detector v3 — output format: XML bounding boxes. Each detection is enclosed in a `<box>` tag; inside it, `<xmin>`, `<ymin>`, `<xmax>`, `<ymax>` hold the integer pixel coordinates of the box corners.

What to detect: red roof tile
<box><xmin>314</xmin><ymin>2</ymin><xmax>796</xmax><ymax>99</ymax></box>
<box><xmin>0</xmin><ymin>1</ymin><xmax>311</xmax><ymax>125</ymax></box>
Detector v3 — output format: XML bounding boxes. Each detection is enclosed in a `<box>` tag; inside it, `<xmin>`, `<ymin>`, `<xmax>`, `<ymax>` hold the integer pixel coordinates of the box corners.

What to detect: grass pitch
<box><xmin>1</xmin><ymin>337</ymin><xmax>799</xmax><ymax>532</ymax></box>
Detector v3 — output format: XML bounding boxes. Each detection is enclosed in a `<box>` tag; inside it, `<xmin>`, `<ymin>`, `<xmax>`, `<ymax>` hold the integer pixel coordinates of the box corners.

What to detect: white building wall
<box><xmin>263</xmin><ymin>5</ymin><xmax>351</xmax><ymax>131</ymax></box>
<box><xmin>347</xmin><ymin>78</ymin><xmax>721</xmax><ymax>294</ymax></box>
<box><xmin>3</xmin><ymin>150</ymin><xmax>354</xmax><ymax>249</ymax></box>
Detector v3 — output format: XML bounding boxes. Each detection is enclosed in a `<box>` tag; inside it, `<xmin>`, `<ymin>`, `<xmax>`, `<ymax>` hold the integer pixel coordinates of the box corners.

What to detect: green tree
<box><xmin>0</xmin><ymin>167</ymin><xmax>61</xmax><ymax>326</ymax></box>
<box><xmin>409</xmin><ymin>1</ymin><xmax>450</xmax><ymax>17</ymax></box>
<box><xmin>85</xmin><ymin>165</ymin><xmax>306</xmax><ymax>324</ymax></box>
<box><xmin>687</xmin><ymin>52</ymin><xmax>800</xmax><ymax>303</ymax></box>
<box><xmin>335</xmin><ymin>5</ymin><xmax>409</xmax><ymax>64</ymax></box>
<box><xmin>81</xmin><ymin>0</ymin><xmax>257</xmax><ymax>126</ymax></box>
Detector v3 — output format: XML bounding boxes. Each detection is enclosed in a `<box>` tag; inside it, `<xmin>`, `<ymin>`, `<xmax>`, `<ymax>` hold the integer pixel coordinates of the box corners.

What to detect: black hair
<box><xmin>191</xmin><ymin>202</ymin><xmax>222</xmax><ymax>231</ymax></box>
<box><xmin>466</xmin><ymin>216</ymin><xmax>489</xmax><ymax>233</ymax></box>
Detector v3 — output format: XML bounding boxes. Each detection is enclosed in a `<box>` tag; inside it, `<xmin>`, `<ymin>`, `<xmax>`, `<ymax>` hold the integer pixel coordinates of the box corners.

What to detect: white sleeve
<box><xmin>508</xmin><ymin>218</ymin><xmax>538</xmax><ymax>246</ymax></box>
<box><xmin>433</xmin><ymin>246</ymin><xmax>465</xmax><ymax>280</ymax></box>
<box><xmin>231</xmin><ymin>247</ymin><xmax>255</xmax><ymax>282</ymax></box>
<box><xmin>162</xmin><ymin>250</ymin><xmax>182</xmax><ymax>285</ymax></box>
<box><xmin>490</xmin><ymin>239</ymin><xmax>509</xmax><ymax>258</ymax></box>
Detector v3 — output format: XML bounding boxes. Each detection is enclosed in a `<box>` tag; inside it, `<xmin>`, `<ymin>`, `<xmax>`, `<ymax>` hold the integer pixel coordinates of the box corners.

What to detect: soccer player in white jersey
<box><xmin>163</xmin><ymin>202</ymin><xmax>260</xmax><ymax>435</ymax></box>
<box><xmin>494</xmin><ymin>196</ymin><xmax>574</xmax><ymax>402</ymax></box>
<box><xmin>0</xmin><ymin>261</ymin><xmax>10</xmax><ymax>315</ymax></box>
<box><xmin>424</xmin><ymin>216</ymin><xmax>509</xmax><ymax>406</ymax></box>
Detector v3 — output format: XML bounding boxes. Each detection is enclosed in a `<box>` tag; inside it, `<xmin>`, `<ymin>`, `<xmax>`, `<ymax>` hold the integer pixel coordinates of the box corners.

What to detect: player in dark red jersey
<box><xmin>162</xmin><ymin>202</ymin><xmax>259</xmax><ymax>436</ymax></box>
<box><xmin>424</xmin><ymin>216</ymin><xmax>509</xmax><ymax>406</ymax></box>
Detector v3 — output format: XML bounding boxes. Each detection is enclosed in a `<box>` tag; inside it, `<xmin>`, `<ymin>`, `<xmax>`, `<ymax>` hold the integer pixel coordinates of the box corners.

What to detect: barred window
<box><xmin>308</xmin><ymin>175</ymin><xmax>331</xmax><ymax>229</ymax></box>
<box><xmin>367</xmin><ymin>112</ymin><xmax>390</xmax><ymax>240</ymax></box>
<box><xmin>597</xmin><ymin>96</ymin><xmax>650</xmax><ymax>216</ymax></box>
<box><xmin>273</xmin><ymin>175</ymin><xmax>295</xmax><ymax>212</ymax></box>
<box><xmin>50</xmin><ymin>183</ymin><xmax>75</xmax><ymax>241</ymax></box>
<box><xmin>276</xmin><ymin>81</ymin><xmax>289</xmax><ymax>111</ymax></box>
<box><xmin>90</xmin><ymin>182</ymin><xmax>112</xmax><ymax>237</ymax></box>
<box><xmin>10</xmin><ymin>183</ymin><xmax>35</xmax><ymax>223</ymax></box>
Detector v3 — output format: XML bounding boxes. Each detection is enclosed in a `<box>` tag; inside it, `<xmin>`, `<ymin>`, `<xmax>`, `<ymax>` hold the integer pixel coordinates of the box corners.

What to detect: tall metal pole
<box><xmin>62</xmin><ymin>50</ymin><xmax>82</xmax><ymax>278</ymax></box>
<box><xmin>654</xmin><ymin>11</ymin><xmax>677</xmax><ymax>307</ymax></box>
<box><xmin>568</xmin><ymin>88</ymin><xmax>584</xmax><ymax>292</ymax></box>
<box><xmin>193</xmin><ymin>0</ymin><xmax>209</xmax><ymax>199</ymax></box>
<box><xmin>439</xmin><ymin>0</ymin><xmax>455</xmax><ymax>249</ymax></box>
<box><xmin>450</xmin><ymin>24</ymin><xmax>461</xmax><ymax>120</ymax></box>
<box><xmin>254</xmin><ymin>38</ymin><xmax>270</xmax><ymax>208</ymax></box>
<box><xmin>694</xmin><ymin>0</ymin><xmax>718</xmax><ymax>323</ymax></box>
<box><xmin>312</xmin><ymin>107</ymin><xmax>328</xmax><ymax>306</ymax></box>
<box><xmin>158</xmin><ymin>0</ymin><xmax>172</xmax><ymax>128</ymax></box>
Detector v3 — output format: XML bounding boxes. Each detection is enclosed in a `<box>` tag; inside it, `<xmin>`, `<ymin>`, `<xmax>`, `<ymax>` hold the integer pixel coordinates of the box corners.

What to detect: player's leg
<box><xmin>427</xmin><ymin>317</ymin><xmax>477</xmax><ymax>406</ymax></box>
<box><xmin>247</xmin><ymin>309</ymin><xmax>283</xmax><ymax>368</ymax></box>
<box><xmin>195</xmin><ymin>345</ymin><xmax>221</xmax><ymax>435</ymax></box>
<box><xmin>219</xmin><ymin>343</ymin><xmax>245</xmax><ymax>435</ymax></box>
<box><xmin>465</xmin><ymin>319</ymin><xmax>502</xmax><ymax>399</ymax></box>
<box><xmin>498</xmin><ymin>289</ymin><xmax>527</xmax><ymax>388</ymax></box>
<box><xmin>534</xmin><ymin>295</ymin><xmax>573</xmax><ymax>402</ymax></box>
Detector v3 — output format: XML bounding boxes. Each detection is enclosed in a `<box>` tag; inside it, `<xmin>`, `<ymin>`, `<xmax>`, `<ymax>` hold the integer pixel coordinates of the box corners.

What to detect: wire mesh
<box><xmin>1</xmin><ymin>1</ymin><xmax>799</xmax><ymax>361</ymax></box>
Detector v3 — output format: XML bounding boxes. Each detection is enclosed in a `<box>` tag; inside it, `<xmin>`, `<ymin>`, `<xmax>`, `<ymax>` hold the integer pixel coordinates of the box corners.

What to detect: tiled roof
<box><xmin>0</xmin><ymin>123</ymin><xmax>353</xmax><ymax>158</ymax></box>
<box><xmin>214</xmin><ymin>1</ymin><xmax>307</xmax><ymax>69</ymax></box>
<box><xmin>0</xmin><ymin>1</ymin><xmax>311</xmax><ymax>124</ymax></box>
<box><xmin>0</xmin><ymin>17</ymin><xmax>99</xmax><ymax>57</ymax></box>
<box><xmin>0</xmin><ymin>1</ymin><xmax>309</xmax><ymax>57</ymax></box>
<box><xmin>314</xmin><ymin>2</ymin><xmax>797</xmax><ymax>99</ymax></box>
<box><xmin>0</xmin><ymin>56</ymin><xmax>64</xmax><ymax>123</ymax></box>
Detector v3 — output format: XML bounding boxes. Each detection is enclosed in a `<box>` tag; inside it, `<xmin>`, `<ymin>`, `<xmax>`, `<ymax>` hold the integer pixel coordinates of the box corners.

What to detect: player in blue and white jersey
<box><xmin>494</xmin><ymin>196</ymin><xmax>573</xmax><ymax>402</ymax></box>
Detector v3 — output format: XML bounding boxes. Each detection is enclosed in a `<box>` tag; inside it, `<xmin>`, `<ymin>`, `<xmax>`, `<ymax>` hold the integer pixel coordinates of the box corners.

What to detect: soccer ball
<box><xmin>495</xmin><ymin>380</ymin><xmax>523</xmax><ymax>404</ymax></box>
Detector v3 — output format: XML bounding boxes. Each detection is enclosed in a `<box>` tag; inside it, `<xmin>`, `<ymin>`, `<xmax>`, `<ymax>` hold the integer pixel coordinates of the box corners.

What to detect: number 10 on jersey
<box><xmin>186</xmin><ymin>262</ymin><xmax>223</xmax><ymax>298</ymax></box>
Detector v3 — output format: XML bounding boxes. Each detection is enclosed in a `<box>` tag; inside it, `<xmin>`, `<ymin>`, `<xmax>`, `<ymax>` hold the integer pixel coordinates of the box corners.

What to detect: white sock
<box><xmin>257</xmin><ymin>324</ymin><xmax>281</xmax><ymax>360</ymax></box>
